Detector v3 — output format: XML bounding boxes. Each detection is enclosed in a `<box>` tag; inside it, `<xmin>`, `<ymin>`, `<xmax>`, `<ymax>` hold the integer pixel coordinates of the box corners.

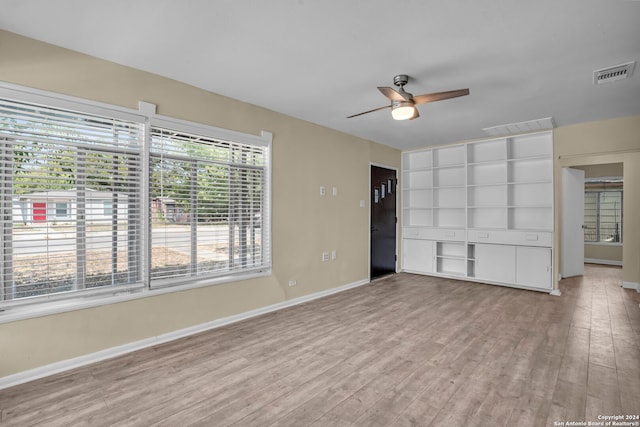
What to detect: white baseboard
<box><xmin>622</xmin><ymin>281</ymin><xmax>640</xmax><ymax>293</ymax></box>
<box><xmin>585</xmin><ymin>258</ymin><xmax>623</xmax><ymax>266</ymax></box>
<box><xmin>0</xmin><ymin>278</ymin><xmax>369</xmax><ymax>390</ymax></box>
<box><xmin>550</xmin><ymin>289</ymin><xmax>562</xmax><ymax>296</ymax></box>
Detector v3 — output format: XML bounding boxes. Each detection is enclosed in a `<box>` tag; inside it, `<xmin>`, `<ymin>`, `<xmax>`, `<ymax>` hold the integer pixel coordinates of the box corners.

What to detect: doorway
<box><xmin>370</xmin><ymin>165</ymin><xmax>397</xmax><ymax>280</ymax></box>
<box><xmin>560</xmin><ymin>162</ymin><xmax>625</xmax><ymax>279</ymax></box>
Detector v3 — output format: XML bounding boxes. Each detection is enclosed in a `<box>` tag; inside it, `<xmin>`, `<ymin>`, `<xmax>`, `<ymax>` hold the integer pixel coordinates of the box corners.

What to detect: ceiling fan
<box><xmin>347</xmin><ymin>74</ymin><xmax>469</xmax><ymax>121</ymax></box>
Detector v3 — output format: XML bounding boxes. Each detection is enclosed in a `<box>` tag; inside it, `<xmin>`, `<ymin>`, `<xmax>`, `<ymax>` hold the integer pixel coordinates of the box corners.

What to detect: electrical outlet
<box><xmin>288</xmin><ymin>279</ymin><xmax>297</xmax><ymax>287</ymax></box>
<box><xmin>320</xmin><ymin>186</ymin><xmax>326</xmax><ymax>196</ymax></box>
<box><xmin>322</xmin><ymin>252</ymin><xmax>330</xmax><ymax>262</ymax></box>
<box><xmin>331</xmin><ymin>250</ymin><xmax>337</xmax><ymax>260</ymax></box>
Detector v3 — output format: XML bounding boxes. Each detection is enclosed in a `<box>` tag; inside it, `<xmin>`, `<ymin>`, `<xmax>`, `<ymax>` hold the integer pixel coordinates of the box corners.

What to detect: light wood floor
<box><xmin>1</xmin><ymin>265</ymin><xmax>639</xmax><ymax>426</ymax></box>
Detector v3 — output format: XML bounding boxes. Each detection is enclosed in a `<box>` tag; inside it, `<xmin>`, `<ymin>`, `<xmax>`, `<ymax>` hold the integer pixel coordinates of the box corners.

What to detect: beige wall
<box><xmin>554</xmin><ymin>115</ymin><xmax>640</xmax><ymax>286</ymax></box>
<box><xmin>0</xmin><ymin>31</ymin><xmax>401</xmax><ymax>377</ymax></box>
<box><xmin>574</xmin><ymin>163</ymin><xmax>623</xmax><ymax>178</ymax></box>
<box><xmin>584</xmin><ymin>244</ymin><xmax>623</xmax><ymax>265</ymax></box>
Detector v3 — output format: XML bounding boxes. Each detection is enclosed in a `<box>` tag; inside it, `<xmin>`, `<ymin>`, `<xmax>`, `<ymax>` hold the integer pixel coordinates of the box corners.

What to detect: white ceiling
<box><xmin>1</xmin><ymin>0</ymin><xmax>639</xmax><ymax>150</ymax></box>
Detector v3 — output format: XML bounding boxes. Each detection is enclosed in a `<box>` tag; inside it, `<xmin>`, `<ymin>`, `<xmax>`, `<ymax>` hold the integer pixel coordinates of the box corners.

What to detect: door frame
<box><xmin>557</xmin><ymin>153</ymin><xmax>630</xmax><ymax>289</ymax></box>
<box><xmin>369</xmin><ymin>162</ymin><xmax>399</xmax><ymax>280</ymax></box>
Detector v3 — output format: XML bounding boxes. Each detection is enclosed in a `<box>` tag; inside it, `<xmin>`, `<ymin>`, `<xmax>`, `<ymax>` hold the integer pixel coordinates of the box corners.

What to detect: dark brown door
<box><xmin>370</xmin><ymin>165</ymin><xmax>397</xmax><ymax>279</ymax></box>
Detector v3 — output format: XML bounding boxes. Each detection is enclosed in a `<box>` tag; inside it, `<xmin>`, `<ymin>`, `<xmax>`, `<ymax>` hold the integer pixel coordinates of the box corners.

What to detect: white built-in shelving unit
<box><xmin>402</xmin><ymin>131</ymin><xmax>553</xmax><ymax>292</ymax></box>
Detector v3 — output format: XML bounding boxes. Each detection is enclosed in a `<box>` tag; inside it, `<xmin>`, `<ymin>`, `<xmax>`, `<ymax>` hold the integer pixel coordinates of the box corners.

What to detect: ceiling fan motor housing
<box><xmin>393</xmin><ymin>74</ymin><xmax>409</xmax><ymax>87</ymax></box>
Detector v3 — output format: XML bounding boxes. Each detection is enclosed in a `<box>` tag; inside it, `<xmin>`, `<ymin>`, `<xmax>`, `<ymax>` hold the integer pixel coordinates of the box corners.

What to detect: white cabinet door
<box><xmin>403</xmin><ymin>239</ymin><xmax>434</xmax><ymax>273</ymax></box>
<box><xmin>516</xmin><ymin>246</ymin><xmax>552</xmax><ymax>289</ymax></box>
<box><xmin>475</xmin><ymin>244</ymin><xmax>516</xmax><ymax>283</ymax></box>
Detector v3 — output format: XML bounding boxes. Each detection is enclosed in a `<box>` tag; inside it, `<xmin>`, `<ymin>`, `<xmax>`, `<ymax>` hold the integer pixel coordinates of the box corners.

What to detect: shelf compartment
<box><xmin>403</xmin><ymin>188</ymin><xmax>433</xmax><ymax>209</ymax></box>
<box><xmin>468</xmin><ymin>207</ymin><xmax>507</xmax><ymax>229</ymax></box>
<box><xmin>403</xmin><ymin>150</ymin><xmax>432</xmax><ymax>170</ymax></box>
<box><xmin>467</xmin><ymin>139</ymin><xmax>507</xmax><ymax>163</ymax></box>
<box><xmin>508</xmin><ymin>182</ymin><xmax>552</xmax><ymax>206</ymax></box>
<box><xmin>403</xmin><ymin>170</ymin><xmax>433</xmax><ymax>189</ymax></box>
<box><xmin>403</xmin><ymin>208</ymin><xmax>433</xmax><ymax>227</ymax></box>
<box><xmin>434</xmin><ymin>208</ymin><xmax>465</xmax><ymax>228</ymax></box>
<box><xmin>436</xmin><ymin>241</ymin><xmax>466</xmax><ymax>258</ymax></box>
<box><xmin>508</xmin><ymin>206</ymin><xmax>552</xmax><ymax>231</ymax></box>
<box><xmin>508</xmin><ymin>158</ymin><xmax>552</xmax><ymax>183</ymax></box>
<box><xmin>467</xmin><ymin>162</ymin><xmax>506</xmax><ymax>185</ymax></box>
<box><xmin>433</xmin><ymin>145</ymin><xmax>466</xmax><ymax>167</ymax></box>
<box><xmin>467</xmin><ymin>260</ymin><xmax>475</xmax><ymax>277</ymax></box>
<box><xmin>468</xmin><ymin>185</ymin><xmax>507</xmax><ymax>206</ymax></box>
<box><xmin>436</xmin><ymin>257</ymin><xmax>466</xmax><ymax>276</ymax></box>
<box><xmin>508</xmin><ymin>133</ymin><xmax>553</xmax><ymax>159</ymax></box>
<box><xmin>434</xmin><ymin>187</ymin><xmax>466</xmax><ymax>208</ymax></box>
<box><xmin>433</xmin><ymin>166</ymin><xmax>465</xmax><ymax>187</ymax></box>
<box><xmin>436</xmin><ymin>241</ymin><xmax>467</xmax><ymax>276</ymax></box>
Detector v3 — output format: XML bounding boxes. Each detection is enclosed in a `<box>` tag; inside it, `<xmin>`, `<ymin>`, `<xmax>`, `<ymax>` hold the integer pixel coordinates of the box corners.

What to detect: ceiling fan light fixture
<box><xmin>347</xmin><ymin>75</ymin><xmax>468</xmax><ymax>120</ymax></box>
<box><xmin>391</xmin><ymin>102</ymin><xmax>415</xmax><ymax>120</ymax></box>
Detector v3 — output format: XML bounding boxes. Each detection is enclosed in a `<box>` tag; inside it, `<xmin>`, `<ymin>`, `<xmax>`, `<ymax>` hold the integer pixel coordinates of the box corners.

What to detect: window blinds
<box><xmin>0</xmin><ymin>98</ymin><xmax>143</xmax><ymax>301</ymax></box>
<box><xmin>149</xmin><ymin>127</ymin><xmax>269</xmax><ymax>286</ymax></box>
<box><xmin>0</xmin><ymin>89</ymin><xmax>271</xmax><ymax>305</ymax></box>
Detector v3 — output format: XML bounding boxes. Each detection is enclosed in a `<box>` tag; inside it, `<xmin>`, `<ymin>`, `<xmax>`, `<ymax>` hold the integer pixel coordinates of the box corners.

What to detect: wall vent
<box><xmin>482</xmin><ymin>117</ymin><xmax>555</xmax><ymax>137</ymax></box>
<box><xmin>593</xmin><ymin>61</ymin><xmax>635</xmax><ymax>85</ymax></box>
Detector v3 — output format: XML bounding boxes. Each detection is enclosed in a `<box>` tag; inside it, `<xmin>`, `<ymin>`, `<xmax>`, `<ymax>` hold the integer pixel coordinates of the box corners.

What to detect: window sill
<box><xmin>0</xmin><ymin>269</ymin><xmax>271</xmax><ymax>325</ymax></box>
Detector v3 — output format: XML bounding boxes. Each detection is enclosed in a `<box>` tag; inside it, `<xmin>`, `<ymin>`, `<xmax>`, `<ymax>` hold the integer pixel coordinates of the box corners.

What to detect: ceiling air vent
<box><xmin>482</xmin><ymin>117</ymin><xmax>555</xmax><ymax>137</ymax></box>
<box><xmin>593</xmin><ymin>61</ymin><xmax>635</xmax><ymax>85</ymax></box>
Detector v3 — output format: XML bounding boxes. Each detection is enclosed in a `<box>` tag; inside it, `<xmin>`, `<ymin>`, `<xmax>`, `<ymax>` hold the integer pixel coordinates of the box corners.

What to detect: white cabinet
<box><xmin>474</xmin><ymin>244</ymin><xmax>516</xmax><ymax>283</ymax></box>
<box><xmin>401</xmin><ymin>130</ymin><xmax>554</xmax><ymax>293</ymax></box>
<box><xmin>403</xmin><ymin>239</ymin><xmax>434</xmax><ymax>274</ymax></box>
<box><xmin>516</xmin><ymin>246</ymin><xmax>552</xmax><ymax>289</ymax></box>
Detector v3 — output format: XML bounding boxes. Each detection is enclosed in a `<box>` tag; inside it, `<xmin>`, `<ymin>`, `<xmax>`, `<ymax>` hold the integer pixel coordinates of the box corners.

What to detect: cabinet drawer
<box><xmin>403</xmin><ymin>227</ymin><xmax>465</xmax><ymax>242</ymax></box>
<box><xmin>431</xmin><ymin>228</ymin><xmax>465</xmax><ymax>241</ymax></box>
<box><xmin>468</xmin><ymin>229</ymin><xmax>551</xmax><ymax>247</ymax></box>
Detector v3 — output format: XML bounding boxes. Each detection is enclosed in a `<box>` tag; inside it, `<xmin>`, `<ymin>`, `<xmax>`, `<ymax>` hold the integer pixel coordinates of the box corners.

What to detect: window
<box><xmin>1</xmin><ymin>97</ymin><xmax>143</xmax><ymax>302</ymax></box>
<box><xmin>584</xmin><ymin>190</ymin><xmax>623</xmax><ymax>243</ymax></box>
<box><xmin>103</xmin><ymin>200</ymin><xmax>113</xmax><ymax>216</ymax></box>
<box><xmin>55</xmin><ymin>202</ymin><xmax>70</xmax><ymax>219</ymax></box>
<box><xmin>0</xmin><ymin>87</ymin><xmax>271</xmax><ymax>307</ymax></box>
<box><xmin>148</xmin><ymin>125</ymin><xmax>269</xmax><ymax>286</ymax></box>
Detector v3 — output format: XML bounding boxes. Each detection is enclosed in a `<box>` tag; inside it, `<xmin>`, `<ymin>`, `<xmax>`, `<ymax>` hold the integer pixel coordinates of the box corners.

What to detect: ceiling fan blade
<box><xmin>346</xmin><ymin>105</ymin><xmax>391</xmax><ymax>118</ymax></box>
<box><xmin>413</xmin><ymin>88</ymin><xmax>470</xmax><ymax>105</ymax></box>
<box><xmin>409</xmin><ymin>108</ymin><xmax>420</xmax><ymax>120</ymax></box>
<box><xmin>377</xmin><ymin>86</ymin><xmax>411</xmax><ymax>101</ymax></box>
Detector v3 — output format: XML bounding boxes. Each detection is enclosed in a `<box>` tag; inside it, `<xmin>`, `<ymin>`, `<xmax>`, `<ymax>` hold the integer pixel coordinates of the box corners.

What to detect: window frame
<box><xmin>146</xmin><ymin>116</ymin><xmax>272</xmax><ymax>289</ymax></box>
<box><xmin>0</xmin><ymin>82</ymin><xmax>272</xmax><ymax>319</ymax></box>
<box><xmin>54</xmin><ymin>202</ymin><xmax>71</xmax><ymax>220</ymax></box>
